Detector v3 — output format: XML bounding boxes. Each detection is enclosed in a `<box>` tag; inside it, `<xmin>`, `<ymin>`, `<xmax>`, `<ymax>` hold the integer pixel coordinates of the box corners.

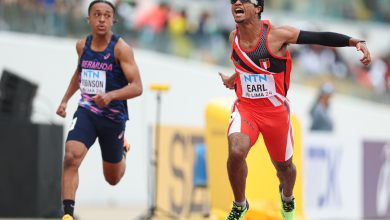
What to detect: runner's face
<box><xmin>231</xmin><ymin>0</ymin><xmax>257</xmax><ymax>23</ymax></box>
<box><xmin>87</xmin><ymin>3</ymin><xmax>114</xmax><ymax>36</ymax></box>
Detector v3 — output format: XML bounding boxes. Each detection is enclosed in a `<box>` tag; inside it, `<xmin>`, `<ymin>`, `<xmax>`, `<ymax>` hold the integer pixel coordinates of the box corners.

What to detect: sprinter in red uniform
<box><xmin>219</xmin><ymin>0</ymin><xmax>371</xmax><ymax>220</ymax></box>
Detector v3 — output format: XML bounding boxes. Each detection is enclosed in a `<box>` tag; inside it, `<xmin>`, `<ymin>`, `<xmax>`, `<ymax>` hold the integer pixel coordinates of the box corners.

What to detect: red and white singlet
<box><xmin>228</xmin><ymin>20</ymin><xmax>294</xmax><ymax>162</ymax></box>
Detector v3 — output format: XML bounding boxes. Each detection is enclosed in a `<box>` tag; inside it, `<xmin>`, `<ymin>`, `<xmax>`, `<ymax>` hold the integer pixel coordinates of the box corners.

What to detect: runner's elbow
<box><xmin>137</xmin><ymin>84</ymin><xmax>143</xmax><ymax>96</ymax></box>
<box><xmin>134</xmin><ymin>84</ymin><xmax>143</xmax><ymax>97</ymax></box>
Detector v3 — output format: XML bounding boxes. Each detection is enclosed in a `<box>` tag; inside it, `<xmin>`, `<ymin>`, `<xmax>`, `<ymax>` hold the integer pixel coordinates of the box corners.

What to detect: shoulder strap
<box><xmin>84</xmin><ymin>35</ymin><xmax>92</xmax><ymax>50</ymax></box>
<box><xmin>111</xmin><ymin>34</ymin><xmax>120</xmax><ymax>43</ymax></box>
<box><xmin>233</xmin><ymin>24</ymin><xmax>239</xmax><ymax>47</ymax></box>
<box><xmin>262</xmin><ymin>20</ymin><xmax>270</xmax><ymax>35</ymax></box>
<box><xmin>107</xmin><ymin>34</ymin><xmax>120</xmax><ymax>53</ymax></box>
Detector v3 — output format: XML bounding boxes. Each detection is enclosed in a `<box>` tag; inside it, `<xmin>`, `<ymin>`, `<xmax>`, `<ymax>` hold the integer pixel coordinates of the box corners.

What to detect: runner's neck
<box><xmin>238</xmin><ymin>20</ymin><xmax>262</xmax><ymax>45</ymax></box>
<box><xmin>91</xmin><ymin>32</ymin><xmax>113</xmax><ymax>52</ymax></box>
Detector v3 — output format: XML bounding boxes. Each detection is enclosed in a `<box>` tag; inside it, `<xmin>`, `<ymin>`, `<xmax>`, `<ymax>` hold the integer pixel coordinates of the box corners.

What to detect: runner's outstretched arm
<box><xmin>56</xmin><ymin>40</ymin><xmax>85</xmax><ymax>118</ymax></box>
<box><xmin>275</xmin><ymin>25</ymin><xmax>371</xmax><ymax>66</ymax></box>
<box><xmin>93</xmin><ymin>39</ymin><xmax>142</xmax><ymax>108</ymax></box>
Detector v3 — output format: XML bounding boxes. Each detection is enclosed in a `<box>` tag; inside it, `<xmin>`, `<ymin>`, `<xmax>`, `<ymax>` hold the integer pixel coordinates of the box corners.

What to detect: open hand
<box><xmin>92</xmin><ymin>93</ymin><xmax>113</xmax><ymax>108</ymax></box>
<box><xmin>356</xmin><ymin>42</ymin><xmax>371</xmax><ymax>66</ymax></box>
<box><xmin>219</xmin><ymin>72</ymin><xmax>235</xmax><ymax>90</ymax></box>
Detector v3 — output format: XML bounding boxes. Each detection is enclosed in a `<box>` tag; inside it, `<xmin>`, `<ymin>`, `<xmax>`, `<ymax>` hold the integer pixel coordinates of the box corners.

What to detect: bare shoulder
<box><xmin>115</xmin><ymin>38</ymin><xmax>133</xmax><ymax>60</ymax></box>
<box><xmin>229</xmin><ymin>30</ymin><xmax>236</xmax><ymax>45</ymax></box>
<box><xmin>230</xmin><ymin>30</ymin><xmax>236</xmax><ymax>38</ymax></box>
<box><xmin>269</xmin><ymin>22</ymin><xmax>300</xmax><ymax>44</ymax></box>
<box><xmin>76</xmin><ymin>39</ymin><xmax>86</xmax><ymax>56</ymax></box>
<box><xmin>269</xmin><ymin>23</ymin><xmax>298</xmax><ymax>36</ymax></box>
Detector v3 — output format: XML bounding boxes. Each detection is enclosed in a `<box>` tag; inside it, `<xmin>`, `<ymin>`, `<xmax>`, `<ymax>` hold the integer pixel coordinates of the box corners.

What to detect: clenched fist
<box><xmin>92</xmin><ymin>93</ymin><xmax>113</xmax><ymax>108</ymax></box>
<box><xmin>56</xmin><ymin>102</ymin><xmax>67</xmax><ymax>118</ymax></box>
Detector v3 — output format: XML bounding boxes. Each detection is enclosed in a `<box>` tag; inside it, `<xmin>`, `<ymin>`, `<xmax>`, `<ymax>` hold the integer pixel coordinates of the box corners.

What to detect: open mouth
<box><xmin>98</xmin><ymin>25</ymin><xmax>105</xmax><ymax>30</ymax></box>
<box><xmin>235</xmin><ymin>8</ymin><xmax>244</xmax><ymax>16</ymax></box>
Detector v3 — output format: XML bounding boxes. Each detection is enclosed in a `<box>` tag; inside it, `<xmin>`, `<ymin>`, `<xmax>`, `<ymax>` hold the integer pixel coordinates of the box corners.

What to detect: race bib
<box><xmin>80</xmin><ymin>69</ymin><xmax>106</xmax><ymax>94</ymax></box>
<box><xmin>240</xmin><ymin>73</ymin><xmax>276</xmax><ymax>99</ymax></box>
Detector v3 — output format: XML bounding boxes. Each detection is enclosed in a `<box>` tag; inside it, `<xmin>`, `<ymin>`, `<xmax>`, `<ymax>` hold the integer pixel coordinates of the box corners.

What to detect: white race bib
<box><xmin>240</xmin><ymin>72</ymin><xmax>276</xmax><ymax>99</ymax></box>
<box><xmin>80</xmin><ymin>69</ymin><xmax>106</xmax><ymax>94</ymax></box>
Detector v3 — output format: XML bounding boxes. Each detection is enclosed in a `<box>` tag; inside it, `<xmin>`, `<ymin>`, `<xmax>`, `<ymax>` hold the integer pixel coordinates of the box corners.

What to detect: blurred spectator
<box><xmin>330</xmin><ymin>48</ymin><xmax>349</xmax><ymax>79</ymax></box>
<box><xmin>368</xmin><ymin>56</ymin><xmax>387</xmax><ymax>94</ymax></box>
<box><xmin>352</xmin><ymin>65</ymin><xmax>372</xmax><ymax>89</ymax></box>
<box><xmin>310</xmin><ymin>83</ymin><xmax>334</xmax><ymax>132</ymax></box>
<box><xmin>135</xmin><ymin>3</ymin><xmax>170</xmax><ymax>45</ymax></box>
<box><xmin>215</xmin><ymin>0</ymin><xmax>236</xmax><ymax>38</ymax></box>
<box><xmin>168</xmin><ymin>10</ymin><xmax>188</xmax><ymax>36</ymax></box>
<box><xmin>1</xmin><ymin>0</ymin><xmax>390</xmax><ymax>102</ymax></box>
<box><xmin>297</xmin><ymin>45</ymin><xmax>348</xmax><ymax>78</ymax></box>
<box><xmin>194</xmin><ymin>12</ymin><xmax>211</xmax><ymax>40</ymax></box>
<box><xmin>35</xmin><ymin>0</ymin><xmax>55</xmax><ymax>9</ymax></box>
<box><xmin>168</xmin><ymin>9</ymin><xmax>192</xmax><ymax>58</ymax></box>
<box><xmin>116</xmin><ymin>0</ymin><xmax>137</xmax><ymax>31</ymax></box>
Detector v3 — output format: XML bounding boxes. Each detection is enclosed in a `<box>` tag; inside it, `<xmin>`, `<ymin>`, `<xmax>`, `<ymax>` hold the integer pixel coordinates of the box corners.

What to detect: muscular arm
<box><xmin>218</xmin><ymin>30</ymin><xmax>238</xmax><ymax>90</ymax></box>
<box><xmin>108</xmin><ymin>39</ymin><xmax>143</xmax><ymax>100</ymax></box>
<box><xmin>270</xmin><ymin>24</ymin><xmax>371</xmax><ymax>66</ymax></box>
<box><xmin>56</xmin><ymin>40</ymin><xmax>85</xmax><ymax>118</ymax></box>
<box><xmin>228</xmin><ymin>31</ymin><xmax>237</xmax><ymax>81</ymax></box>
<box><xmin>61</xmin><ymin>40</ymin><xmax>84</xmax><ymax>103</ymax></box>
<box><xmin>275</xmin><ymin>25</ymin><xmax>360</xmax><ymax>46</ymax></box>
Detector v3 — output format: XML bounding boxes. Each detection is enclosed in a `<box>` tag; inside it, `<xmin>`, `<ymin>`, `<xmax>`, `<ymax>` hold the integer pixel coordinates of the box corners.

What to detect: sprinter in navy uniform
<box><xmin>56</xmin><ymin>1</ymin><xmax>142</xmax><ymax>219</ymax></box>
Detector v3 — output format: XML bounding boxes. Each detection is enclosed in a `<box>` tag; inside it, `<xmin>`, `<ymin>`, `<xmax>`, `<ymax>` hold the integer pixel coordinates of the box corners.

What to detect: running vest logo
<box><xmin>118</xmin><ymin>131</ymin><xmax>124</xmax><ymax>139</ymax></box>
<box><xmin>80</xmin><ymin>69</ymin><xmax>106</xmax><ymax>94</ymax></box>
<box><xmin>259</xmin><ymin>58</ymin><xmax>271</xmax><ymax>69</ymax></box>
<box><xmin>234</xmin><ymin>60</ymin><xmax>240</xmax><ymax>65</ymax></box>
<box><xmin>240</xmin><ymin>72</ymin><xmax>276</xmax><ymax>99</ymax></box>
<box><xmin>81</xmin><ymin>60</ymin><xmax>113</xmax><ymax>71</ymax></box>
<box><xmin>243</xmin><ymin>119</ymin><xmax>254</xmax><ymax>130</ymax></box>
<box><xmin>104</xmin><ymin>53</ymin><xmax>111</xmax><ymax>60</ymax></box>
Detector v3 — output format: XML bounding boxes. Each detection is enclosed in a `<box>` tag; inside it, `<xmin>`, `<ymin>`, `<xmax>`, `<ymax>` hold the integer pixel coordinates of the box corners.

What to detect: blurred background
<box><xmin>0</xmin><ymin>0</ymin><xmax>389</xmax><ymax>219</ymax></box>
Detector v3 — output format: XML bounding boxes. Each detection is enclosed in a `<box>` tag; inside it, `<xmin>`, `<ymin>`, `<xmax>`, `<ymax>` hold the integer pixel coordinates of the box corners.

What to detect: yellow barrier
<box><xmin>156</xmin><ymin>125</ymin><xmax>208</xmax><ymax>218</ymax></box>
<box><xmin>205</xmin><ymin>97</ymin><xmax>307</xmax><ymax>220</ymax></box>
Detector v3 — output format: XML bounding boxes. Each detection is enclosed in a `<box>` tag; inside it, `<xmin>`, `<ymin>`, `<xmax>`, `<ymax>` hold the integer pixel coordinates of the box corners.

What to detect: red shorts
<box><xmin>227</xmin><ymin>99</ymin><xmax>294</xmax><ymax>162</ymax></box>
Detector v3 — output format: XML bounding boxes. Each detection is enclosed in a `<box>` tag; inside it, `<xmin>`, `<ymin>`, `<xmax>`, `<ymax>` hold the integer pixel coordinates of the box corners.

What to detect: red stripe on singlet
<box><xmin>233</xmin><ymin>44</ymin><xmax>266</xmax><ymax>74</ymax></box>
<box><xmin>236</xmin><ymin>21</ymin><xmax>264</xmax><ymax>53</ymax></box>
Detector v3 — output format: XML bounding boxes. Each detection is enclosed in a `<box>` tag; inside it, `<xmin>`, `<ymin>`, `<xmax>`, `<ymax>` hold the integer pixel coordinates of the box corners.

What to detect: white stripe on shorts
<box><xmin>285</xmin><ymin>121</ymin><xmax>294</xmax><ymax>161</ymax></box>
<box><xmin>268</xmin><ymin>96</ymin><xmax>282</xmax><ymax>107</ymax></box>
<box><xmin>228</xmin><ymin>106</ymin><xmax>242</xmax><ymax>136</ymax></box>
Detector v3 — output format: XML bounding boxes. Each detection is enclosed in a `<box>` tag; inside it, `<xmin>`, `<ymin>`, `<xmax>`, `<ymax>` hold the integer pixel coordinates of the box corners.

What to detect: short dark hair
<box><xmin>88</xmin><ymin>0</ymin><xmax>116</xmax><ymax>16</ymax></box>
<box><xmin>256</xmin><ymin>0</ymin><xmax>264</xmax><ymax>20</ymax></box>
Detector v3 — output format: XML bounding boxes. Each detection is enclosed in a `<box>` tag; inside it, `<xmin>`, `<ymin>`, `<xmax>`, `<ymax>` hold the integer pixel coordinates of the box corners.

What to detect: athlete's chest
<box><xmin>238</xmin><ymin>39</ymin><xmax>259</xmax><ymax>52</ymax></box>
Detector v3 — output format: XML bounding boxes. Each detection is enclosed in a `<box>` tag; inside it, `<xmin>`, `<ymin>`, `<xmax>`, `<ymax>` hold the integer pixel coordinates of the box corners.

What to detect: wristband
<box><xmin>357</xmin><ymin>40</ymin><xmax>366</xmax><ymax>45</ymax></box>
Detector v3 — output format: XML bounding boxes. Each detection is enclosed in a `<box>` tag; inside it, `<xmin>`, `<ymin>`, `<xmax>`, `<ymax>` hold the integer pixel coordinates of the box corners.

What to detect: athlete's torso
<box><xmin>78</xmin><ymin>34</ymin><xmax>129</xmax><ymax>122</ymax></box>
<box><xmin>231</xmin><ymin>20</ymin><xmax>292</xmax><ymax>107</ymax></box>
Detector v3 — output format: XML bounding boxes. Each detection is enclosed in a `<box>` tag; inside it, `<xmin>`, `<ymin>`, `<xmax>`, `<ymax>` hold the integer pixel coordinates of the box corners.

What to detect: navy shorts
<box><xmin>66</xmin><ymin>107</ymin><xmax>126</xmax><ymax>163</ymax></box>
